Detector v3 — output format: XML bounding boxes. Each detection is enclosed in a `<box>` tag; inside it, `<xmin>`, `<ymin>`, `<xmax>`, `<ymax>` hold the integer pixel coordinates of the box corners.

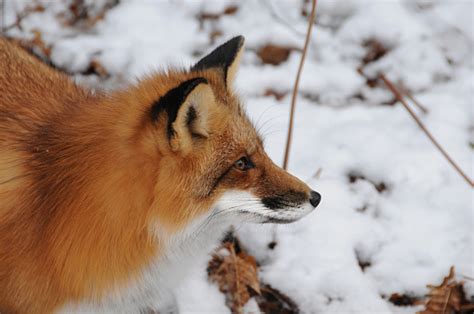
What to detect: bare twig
<box><xmin>399</xmin><ymin>84</ymin><xmax>429</xmax><ymax>114</ymax></box>
<box><xmin>2</xmin><ymin>2</ymin><xmax>46</xmax><ymax>33</ymax></box>
<box><xmin>312</xmin><ymin>168</ymin><xmax>323</xmax><ymax>179</ymax></box>
<box><xmin>282</xmin><ymin>0</ymin><xmax>317</xmax><ymax>170</ymax></box>
<box><xmin>380</xmin><ymin>74</ymin><xmax>473</xmax><ymax>188</ymax></box>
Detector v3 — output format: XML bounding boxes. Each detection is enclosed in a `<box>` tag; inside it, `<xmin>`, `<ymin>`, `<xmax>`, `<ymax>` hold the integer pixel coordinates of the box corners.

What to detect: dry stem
<box><xmin>282</xmin><ymin>0</ymin><xmax>317</xmax><ymax>170</ymax></box>
<box><xmin>380</xmin><ymin>74</ymin><xmax>473</xmax><ymax>188</ymax></box>
<box><xmin>399</xmin><ymin>84</ymin><xmax>429</xmax><ymax>114</ymax></box>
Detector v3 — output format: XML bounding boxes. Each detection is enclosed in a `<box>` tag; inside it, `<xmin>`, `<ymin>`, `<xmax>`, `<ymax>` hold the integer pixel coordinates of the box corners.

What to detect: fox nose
<box><xmin>309</xmin><ymin>191</ymin><xmax>321</xmax><ymax>208</ymax></box>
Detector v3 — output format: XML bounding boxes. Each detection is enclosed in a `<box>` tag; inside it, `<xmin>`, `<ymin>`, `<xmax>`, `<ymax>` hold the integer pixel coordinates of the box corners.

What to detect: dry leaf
<box><xmin>362</xmin><ymin>39</ymin><xmax>388</xmax><ymax>65</ymax></box>
<box><xmin>255</xmin><ymin>284</ymin><xmax>299</xmax><ymax>314</ymax></box>
<box><xmin>418</xmin><ymin>266</ymin><xmax>468</xmax><ymax>314</ymax></box>
<box><xmin>209</xmin><ymin>241</ymin><xmax>261</xmax><ymax>313</ymax></box>
<box><xmin>198</xmin><ymin>5</ymin><xmax>239</xmax><ymax>22</ymax></box>
<box><xmin>257</xmin><ymin>44</ymin><xmax>295</xmax><ymax>66</ymax></box>
<box><xmin>264</xmin><ymin>89</ymin><xmax>288</xmax><ymax>101</ymax></box>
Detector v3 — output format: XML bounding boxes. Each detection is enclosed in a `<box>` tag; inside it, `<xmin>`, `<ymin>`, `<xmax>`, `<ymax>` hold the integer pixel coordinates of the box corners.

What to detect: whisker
<box><xmin>253</xmin><ymin>105</ymin><xmax>279</xmax><ymax>128</ymax></box>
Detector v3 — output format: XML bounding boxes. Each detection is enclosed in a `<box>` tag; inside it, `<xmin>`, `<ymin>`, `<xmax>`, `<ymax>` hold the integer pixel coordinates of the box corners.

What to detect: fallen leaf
<box><xmin>209</xmin><ymin>241</ymin><xmax>261</xmax><ymax>313</ymax></box>
<box><xmin>264</xmin><ymin>89</ymin><xmax>288</xmax><ymax>101</ymax></box>
<box><xmin>362</xmin><ymin>39</ymin><xmax>388</xmax><ymax>65</ymax></box>
<box><xmin>257</xmin><ymin>44</ymin><xmax>295</xmax><ymax>66</ymax></box>
<box><xmin>197</xmin><ymin>5</ymin><xmax>239</xmax><ymax>22</ymax></box>
<box><xmin>255</xmin><ymin>284</ymin><xmax>299</xmax><ymax>314</ymax></box>
<box><xmin>418</xmin><ymin>266</ymin><xmax>468</xmax><ymax>314</ymax></box>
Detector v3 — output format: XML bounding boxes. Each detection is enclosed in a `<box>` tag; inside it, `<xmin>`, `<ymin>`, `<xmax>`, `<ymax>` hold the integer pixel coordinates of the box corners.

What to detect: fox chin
<box><xmin>0</xmin><ymin>35</ymin><xmax>321</xmax><ymax>313</ymax></box>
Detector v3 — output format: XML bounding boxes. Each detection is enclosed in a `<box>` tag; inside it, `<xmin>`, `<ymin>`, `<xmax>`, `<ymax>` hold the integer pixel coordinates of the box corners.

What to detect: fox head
<box><xmin>126</xmin><ymin>36</ymin><xmax>321</xmax><ymax>234</ymax></box>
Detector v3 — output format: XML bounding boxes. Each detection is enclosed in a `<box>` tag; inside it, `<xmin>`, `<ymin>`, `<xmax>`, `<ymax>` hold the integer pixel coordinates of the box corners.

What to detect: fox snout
<box><xmin>249</xmin><ymin>157</ymin><xmax>321</xmax><ymax>223</ymax></box>
<box><xmin>260</xmin><ymin>189</ymin><xmax>321</xmax><ymax>224</ymax></box>
<box><xmin>214</xmin><ymin>155</ymin><xmax>321</xmax><ymax>224</ymax></box>
<box><xmin>262</xmin><ymin>190</ymin><xmax>321</xmax><ymax>211</ymax></box>
<box><xmin>262</xmin><ymin>190</ymin><xmax>321</xmax><ymax>210</ymax></box>
<box><xmin>256</xmin><ymin>167</ymin><xmax>321</xmax><ymax>223</ymax></box>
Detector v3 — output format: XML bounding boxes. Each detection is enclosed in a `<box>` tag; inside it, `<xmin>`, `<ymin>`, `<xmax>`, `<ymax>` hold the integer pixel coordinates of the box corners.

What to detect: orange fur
<box><xmin>0</xmin><ymin>37</ymin><xmax>315</xmax><ymax>313</ymax></box>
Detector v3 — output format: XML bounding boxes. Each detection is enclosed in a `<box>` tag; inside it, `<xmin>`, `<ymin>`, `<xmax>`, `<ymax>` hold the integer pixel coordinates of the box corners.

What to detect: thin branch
<box><xmin>2</xmin><ymin>10</ymin><xmax>28</xmax><ymax>33</ymax></box>
<box><xmin>282</xmin><ymin>0</ymin><xmax>317</xmax><ymax>170</ymax></box>
<box><xmin>2</xmin><ymin>2</ymin><xmax>47</xmax><ymax>33</ymax></box>
<box><xmin>380</xmin><ymin>74</ymin><xmax>473</xmax><ymax>188</ymax></box>
<box><xmin>312</xmin><ymin>168</ymin><xmax>323</xmax><ymax>179</ymax></box>
<box><xmin>399</xmin><ymin>84</ymin><xmax>429</xmax><ymax>114</ymax></box>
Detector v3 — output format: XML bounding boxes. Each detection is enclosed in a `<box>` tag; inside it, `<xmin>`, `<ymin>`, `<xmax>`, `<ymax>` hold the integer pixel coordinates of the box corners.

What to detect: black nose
<box><xmin>309</xmin><ymin>191</ymin><xmax>321</xmax><ymax>208</ymax></box>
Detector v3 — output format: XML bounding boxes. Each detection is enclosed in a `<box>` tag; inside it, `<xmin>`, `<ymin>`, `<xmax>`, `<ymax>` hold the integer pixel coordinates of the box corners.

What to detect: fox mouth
<box><xmin>214</xmin><ymin>191</ymin><xmax>318</xmax><ymax>225</ymax></box>
<box><xmin>263</xmin><ymin>217</ymin><xmax>300</xmax><ymax>224</ymax></box>
<box><xmin>238</xmin><ymin>203</ymin><xmax>315</xmax><ymax>224</ymax></box>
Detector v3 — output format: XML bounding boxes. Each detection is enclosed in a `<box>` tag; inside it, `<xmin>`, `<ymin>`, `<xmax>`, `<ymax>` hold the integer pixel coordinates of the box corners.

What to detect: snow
<box><xmin>3</xmin><ymin>0</ymin><xmax>473</xmax><ymax>312</ymax></box>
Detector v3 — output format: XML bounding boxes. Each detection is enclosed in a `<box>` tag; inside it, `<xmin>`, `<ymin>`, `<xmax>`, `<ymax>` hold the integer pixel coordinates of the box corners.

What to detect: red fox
<box><xmin>0</xmin><ymin>35</ymin><xmax>321</xmax><ymax>313</ymax></box>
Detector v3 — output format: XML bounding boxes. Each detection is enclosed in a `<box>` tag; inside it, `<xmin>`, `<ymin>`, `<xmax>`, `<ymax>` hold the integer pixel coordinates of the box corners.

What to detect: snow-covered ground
<box><xmin>3</xmin><ymin>0</ymin><xmax>473</xmax><ymax>313</ymax></box>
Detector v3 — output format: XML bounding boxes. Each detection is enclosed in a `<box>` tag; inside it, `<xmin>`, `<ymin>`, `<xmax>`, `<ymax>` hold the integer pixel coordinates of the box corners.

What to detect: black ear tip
<box><xmin>192</xmin><ymin>35</ymin><xmax>245</xmax><ymax>73</ymax></box>
<box><xmin>231</xmin><ymin>35</ymin><xmax>245</xmax><ymax>47</ymax></box>
<box><xmin>224</xmin><ymin>35</ymin><xmax>245</xmax><ymax>52</ymax></box>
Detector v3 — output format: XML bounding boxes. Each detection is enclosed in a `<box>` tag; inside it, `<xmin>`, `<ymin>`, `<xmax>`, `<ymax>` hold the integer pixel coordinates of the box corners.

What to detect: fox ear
<box><xmin>192</xmin><ymin>36</ymin><xmax>245</xmax><ymax>87</ymax></box>
<box><xmin>151</xmin><ymin>77</ymin><xmax>214</xmax><ymax>152</ymax></box>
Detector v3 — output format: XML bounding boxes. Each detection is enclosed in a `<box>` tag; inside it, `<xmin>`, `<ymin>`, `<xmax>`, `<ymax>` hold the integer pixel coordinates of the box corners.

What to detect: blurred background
<box><xmin>1</xmin><ymin>0</ymin><xmax>473</xmax><ymax>313</ymax></box>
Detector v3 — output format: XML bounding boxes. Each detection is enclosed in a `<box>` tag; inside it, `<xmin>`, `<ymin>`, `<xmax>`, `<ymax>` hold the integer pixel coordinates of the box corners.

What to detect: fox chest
<box><xmin>59</xmin><ymin>218</ymin><xmax>229</xmax><ymax>313</ymax></box>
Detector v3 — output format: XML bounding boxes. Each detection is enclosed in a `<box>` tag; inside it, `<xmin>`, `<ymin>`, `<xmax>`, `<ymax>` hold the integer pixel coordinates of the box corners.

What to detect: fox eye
<box><xmin>234</xmin><ymin>156</ymin><xmax>254</xmax><ymax>171</ymax></box>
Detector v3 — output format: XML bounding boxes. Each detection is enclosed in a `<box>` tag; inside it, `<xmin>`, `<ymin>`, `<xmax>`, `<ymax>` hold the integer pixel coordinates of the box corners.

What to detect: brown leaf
<box><xmin>417</xmin><ymin>266</ymin><xmax>468</xmax><ymax>314</ymax></box>
<box><xmin>223</xmin><ymin>5</ymin><xmax>239</xmax><ymax>15</ymax></box>
<box><xmin>362</xmin><ymin>39</ymin><xmax>388</xmax><ymax>65</ymax></box>
<box><xmin>197</xmin><ymin>5</ymin><xmax>239</xmax><ymax>22</ymax></box>
<box><xmin>209</xmin><ymin>241</ymin><xmax>261</xmax><ymax>313</ymax></box>
<box><xmin>264</xmin><ymin>89</ymin><xmax>288</xmax><ymax>101</ymax></box>
<box><xmin>255</xmin><ymin>284</ymin><xmax>299</xmax><ymax>314</ymax></box>
<box><xmin>257</xmin><ymin>44</ymin><xmax>296</xmax><ymax>66</ymax></box>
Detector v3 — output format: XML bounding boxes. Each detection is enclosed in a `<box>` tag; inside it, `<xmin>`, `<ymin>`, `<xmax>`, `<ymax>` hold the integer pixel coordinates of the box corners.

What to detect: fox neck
<box><xmin>28</xmin><ymin>93</ymin><xmax>163</xmax><ymax>302</ymax></box>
